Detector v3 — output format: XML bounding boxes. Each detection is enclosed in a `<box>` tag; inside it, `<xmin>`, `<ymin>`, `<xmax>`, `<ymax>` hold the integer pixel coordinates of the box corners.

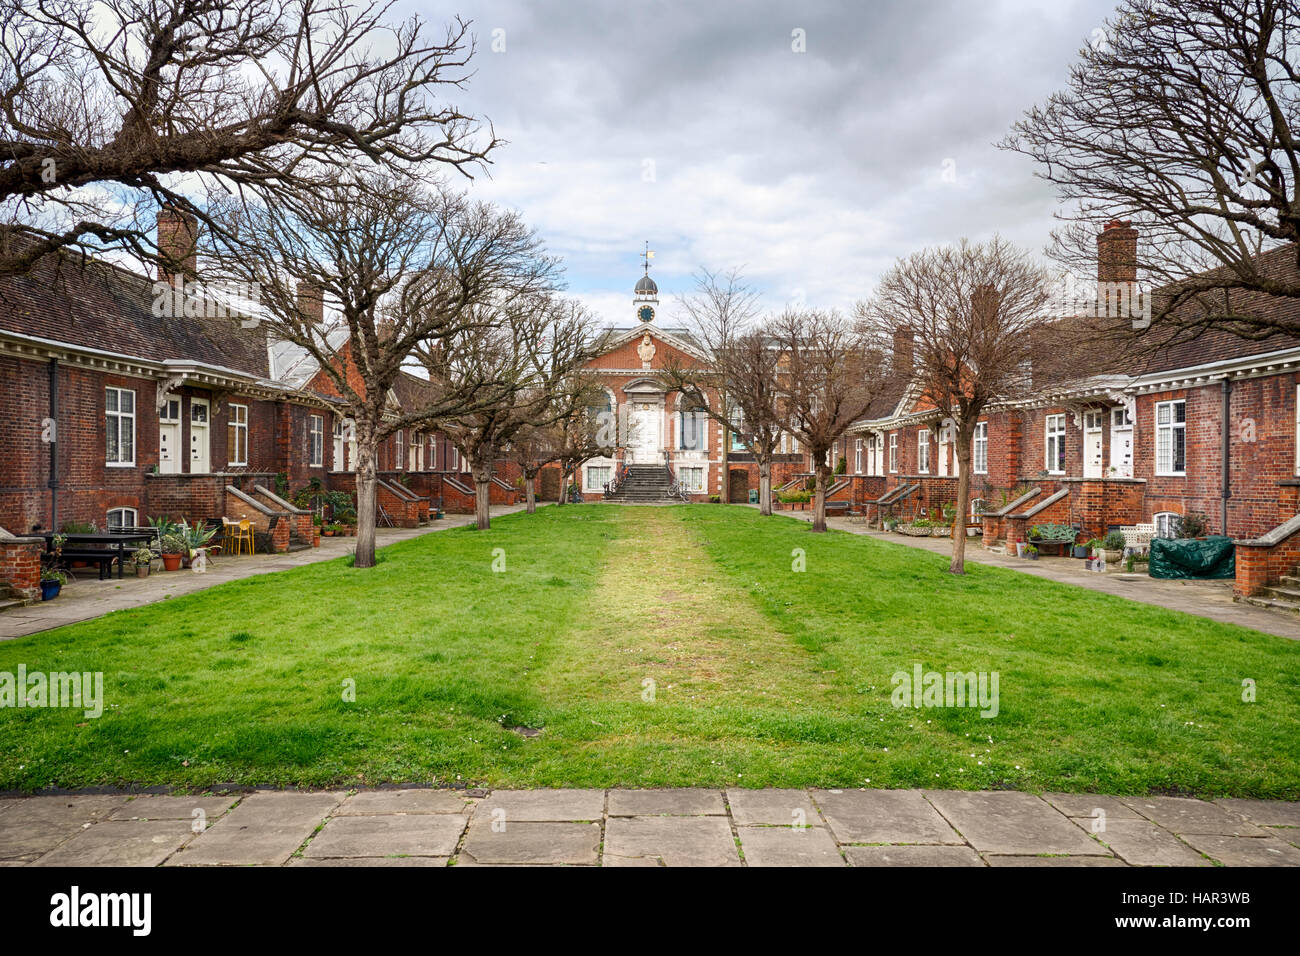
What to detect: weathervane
<box><xmin>642</xmin><ymin>240</ymin><xmax>654</xmax><ymax>275</ymax></box>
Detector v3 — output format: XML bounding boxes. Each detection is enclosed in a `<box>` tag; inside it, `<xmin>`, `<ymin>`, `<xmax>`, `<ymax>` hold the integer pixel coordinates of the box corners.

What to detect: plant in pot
<box><xmin>180</xmin><ymin>524</ymin><xmax>217</xmax><ymax>567</ymax></box>
<box><xmin>1101</xmin><ymin>530</ymin><xmax>1125</xmax><ymax>565</ymax></box>
<box><xmin>39</xmin><ymin>568</ymin><xmax>67</xmax><ymax>600</ymax></box>
<box><xmin>1024</xmin><ymin>544</ymin><xmax>1039</xmax><ymax>560</ymax></box>
<box><xmin>131</xmin><ymin>547</ymin><xmax>154</xmax><ymax>577</ymax></box>
<box><xmin>1179</xmin><ymin>511</ymin><xmax>1210</xmax><ymax>539</ymax></box>
<box><xmin>1086</xmin><ymin>537</ymin><xmax>1104</xmax><ymax>558</ymax></box>
<box><xmin>159</xmin><ymin>534</ymin><xmax>185</xmax><ymax>571</ymax></box>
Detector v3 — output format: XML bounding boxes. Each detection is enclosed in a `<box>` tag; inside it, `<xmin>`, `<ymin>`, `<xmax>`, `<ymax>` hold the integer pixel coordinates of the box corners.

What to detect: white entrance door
<box><xmin>628</xmin><ymin>401</ymin><xmax>661</xmax><ymax>463</ymax></box>
<box><xmin>190</xmin><ymin>397</ymin><xmax>210</xmax><ymax>473</ymax></box>
<box><xmin>1109</xmin><ymin>407</ymin><xmax>1133</xmax><ymax>478</ymax></box>
<box><xmin>159</xmin><ymin>398</ymin><xmax>181</xmax><ymax>474</ymax></box>
<box><xmin>1084</xmin><ymin>410</ymin><xmax>1105</xmax><ymax>478</ymax></box>
<box><xmin>938</xmin><ymin>430</ymin><xmax>950</xmax><ymax>477</ymax></box>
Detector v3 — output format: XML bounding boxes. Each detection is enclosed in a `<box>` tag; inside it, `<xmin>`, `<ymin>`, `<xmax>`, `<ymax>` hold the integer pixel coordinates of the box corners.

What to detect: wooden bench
<box><xmin>825</xmin><ymin>501</ymin><xmax>850</xmax><ymax>517</ymax></box>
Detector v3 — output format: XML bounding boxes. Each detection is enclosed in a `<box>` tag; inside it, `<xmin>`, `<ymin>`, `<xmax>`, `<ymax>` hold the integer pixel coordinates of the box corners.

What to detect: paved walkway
<box><xmin>1</xmin><ymin>787</ymin><xmax>1297</xmax><ymax>866</ymax></box>
<box><xmin>776</xmin><ymin>509</ymin><xmax>1300</xmax><ymax>641</ymax></box>
<box><xmin>0</xmin><ymin>505</ymin><xmax>535</xmax><ymax>641</ymax></box>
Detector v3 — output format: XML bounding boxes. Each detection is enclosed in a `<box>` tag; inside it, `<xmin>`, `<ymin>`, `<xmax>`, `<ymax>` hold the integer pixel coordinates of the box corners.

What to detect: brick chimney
<box><xmin>892</xmin><ymin>325</ymin><xmax>914</xmax><ymax>380</ymax></box>
<box><xmin>156</xmin><ymin>206</ymin><xmax>198</xmax><ymax>284</ymax></box>
<box><xmin>296</xmin><ymin>279</ymin><xmax>324</xmax><ymax>325</ymax></box>
<box><xmin>1096</xmin><ymin>220</ymin><xmax>1138</xmax><ymax>284</ymax></box>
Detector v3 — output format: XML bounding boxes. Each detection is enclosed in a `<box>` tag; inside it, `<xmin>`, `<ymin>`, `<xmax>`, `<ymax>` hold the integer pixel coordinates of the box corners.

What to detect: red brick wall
<box><xmin>0</xmin><ymin>537</ymin><xmax>42</xmax><ymax>600</ymax></box>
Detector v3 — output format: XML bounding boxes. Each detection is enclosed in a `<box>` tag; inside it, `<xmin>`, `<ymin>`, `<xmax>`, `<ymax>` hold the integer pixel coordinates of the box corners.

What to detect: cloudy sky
<box><xmin>395</xmin><ymin>0</ymin><xmax>1121</xmax><ymax>326</ymax></box>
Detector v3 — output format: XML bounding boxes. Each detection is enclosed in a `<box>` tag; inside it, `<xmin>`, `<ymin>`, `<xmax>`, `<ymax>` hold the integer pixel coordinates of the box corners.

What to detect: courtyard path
<box><xmin>2</xmin><ymin>785</ymin><xmax>1298</xmax><ymax>866</ymax></box>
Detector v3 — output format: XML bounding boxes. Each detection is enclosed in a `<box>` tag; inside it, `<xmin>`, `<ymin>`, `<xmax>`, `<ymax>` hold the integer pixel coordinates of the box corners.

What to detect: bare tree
<box><xmin>1001</xmin><ymin>0</ymin><xmax>1300</xmax><ymax>342</ymax></box>
<box><xmin>669</xmin><ymin>266</ymin><xmax>760</xmax><ymax>502</ymax></box>
<box><xmin>770</xmin><ymin>309</ymin><xmax>887</xmax><ymax>532</ymax></box>
<box><xmin>420</xmin><ymin>297</ymin><xmax>598</xmax><ymax>529</ymax></box>
<box><xmin>505</xmin><ymin>372</ymin><xmax>607</xmax><ymax>513</ymax></box>
<box><xmin>0</xmin><ymin>0</ymin><xmax>497</xmax><ymax>275</ymax></box>
<box><xmin>205</xmin><ymin>174</ymin><xmax>554</xmax><ymax>567</ymax></box>
<box><xmin>861</xmin><ymin>237</ymin><xmax>1057</xmax><ymax>573</ymax></box>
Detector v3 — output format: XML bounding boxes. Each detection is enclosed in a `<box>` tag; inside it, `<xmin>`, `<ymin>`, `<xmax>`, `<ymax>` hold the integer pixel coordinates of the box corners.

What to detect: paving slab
<box><xmin>924</xmin><ymin>790</ymin><xmax>1108</xmax><ymax>856</ymax></box>
<box><xmin>166</xmin><ymin>791</ymin><xmax>343</xmax><ymax>866</ymax></box>
<box><xmin>460</xmin><ymin>821</ymin><xmax>600</xmax><ymax>865</ymax></box>
<box><xmin>604</xmin><ymin>816</ymin><xmax>740</xmax><ymax>866</ymax></box>
<box><xmin>1123</xmin><ymin>796</ymin><xmax>1264</xmax><ymax>836</ymax></box>
<box><xmin>1180</xmin><ymin>833</ymin><xmax>1300</xmax><ymax>867</ymax></box>
<box><xmin>31</xmin><ymin>820</ymin><xmax>194</xmax><ymax>866</ymax></box>
<box><xmin>109</xmin><ymin>794</ymin><xmax>240</xmax><ymax>822</ymax></box>
<box><xmin>1087</xmin><ymin>819</ymin><xmax>1211</xmax><ymax>867</ymax></box>
<box><xmin>607</xmin><ymin>789</ymin><xmax>725</xmax><ymax>816</ymax></box>
<box><xmin>844</xmin><ymin>845</ymin><xmax>985</xmax><ymax>867</ymax></box>
<box><xmin>1042</xmin><ymin>793</ymin><xmax>1145</xmax><ymax>821</ymax></box>
<box><xmin>477</xmin><ymin>789</ymin><xmax>604</xmax><ymax>822</ymax></box>
<box><xmin>738</xmin><ymin>825</ymin><xmax>845</xmax><ymax>866</ymax></box>
<box><xmin>812</xmin><ymin>789</ymin><xmax>963</xmax><ymax>845</ymax></box>
<box><xmin>0</xmin><ymin>795</ymin><xmax>132</xmax><ymax>859</ymax></box>
<box><xmin>1214</xmin><ymin>798</ymin><xmax>1300</xmax><ymax>828</ymax></box>
<box><xmin>289</xmin><ymin>856</ymin><xmax>449</xmax><ymax>867</ymax></box>
<box><xmin>304</xmin><ymin>814</ymin><xmax>467</xmax><ymax>859</ymax></box>
<box><xmin>985</xmin><ymin>855</ymin><xmax>1128</xmax><ymax>866</ymax></box>
<box><xmin>727</xmin><ymin>789</ymin><xmax>821</xmax><ymax>827</ymax></box>
<box><xmin>335</xmin><ymin>790</ymin><xmax>472</xmax><ymax>815</ymax></box>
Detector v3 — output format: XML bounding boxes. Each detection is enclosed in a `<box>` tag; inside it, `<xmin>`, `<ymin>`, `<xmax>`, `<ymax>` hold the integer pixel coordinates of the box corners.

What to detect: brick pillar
<box><xmin>0</xmin><ymin>538</ymin><xmax>44</xmax><ymax>602</ymax></box>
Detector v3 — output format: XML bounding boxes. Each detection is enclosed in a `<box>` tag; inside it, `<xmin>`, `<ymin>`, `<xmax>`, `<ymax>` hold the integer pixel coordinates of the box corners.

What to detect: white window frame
<box><xmin>679</xmin><ymin>465</ymin><xmax>705</xmax><ymax>494</ymax></box>
<box><xmin>105</xmin><ymin>387</ymin><xmax>136</xmax><ymax>467</ymax></box>
<box><xmin>854</xmin><ymin>438</ymin><xmax>864</xmax><ymax>474</ymax></box>
<box><xmin>308</xmin><ymin>414</ymin><xmax>324</xmax><ymax>468</ymax></box>
<box><xmin>428</xmin><ymin>435</ymin><xmax>438</xmax><ymax>470</ymax></box>
<box><xmin>679</xmin><ymin>405</ymin><xmax>708</xmax><ymax>451</ymax></box>
<box><xmin>106</xmin><ymin>507</ymin><xmax>138</xmax><ymax>529</ymax></box>
<box><xmin>585</xmin><ymin>463</ymin><xmax>612</xmax><ymax>492</ymax></box>
<box><xmin>395</xmin><ymin>430</ymin><xmax>404</xmax><ymax>470</ymax></box>
<box><xmin>973</xmin><ymin>422</ymin><xmax>988</xmax><ymax>475</ymax></box>
<box><xmin>333</xmin><ymin>419</ymin><xmax>346</xmax><ymax>470</ymax></box>
<box><xmin>1045</xmin><ymin>414</ymin><xmax>1066</xmax><ymax>475</ymax></box>
<box><xmin>228</xmin><ymin>403</ymin><xmax>249</xmax><ymax>467</ymax></box>
<box><xmin>889</xmin><ymin>433</ymin><xmax>898</xmax><ymax>473</ymax></box>
<box><xmin>1296</xmin><ymin>385</ymin><xmax>1300</xmax><ymax>475</ymax></box>
<box><xmin>1154</xmin><ymin>399</ymin><xmax>1186</xmax><ymax>476</ymax></box>
<box><xmin>917</xmin><ymin>430</ymin><xmax>929</xmax><ymax>474</ymax></box>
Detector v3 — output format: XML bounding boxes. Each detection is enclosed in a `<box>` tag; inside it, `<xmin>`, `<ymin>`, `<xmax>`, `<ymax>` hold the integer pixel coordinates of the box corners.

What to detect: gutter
<box><xmin>1222</xmin><ymin>379</ymin><xmax>1231</xmax><ymax>535</ymax></box>
<box><xmin>48</xmin><ymin>358</ymin><xmax>58</xmax><ymax>532</ymax></box>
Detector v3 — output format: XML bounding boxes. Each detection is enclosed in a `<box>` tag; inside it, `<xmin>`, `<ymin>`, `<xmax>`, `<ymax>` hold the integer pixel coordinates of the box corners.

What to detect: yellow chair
<box><xmin>233</xmin><ymin>520</ymin><xmax>255</xmax><ymax>556</ymax></box>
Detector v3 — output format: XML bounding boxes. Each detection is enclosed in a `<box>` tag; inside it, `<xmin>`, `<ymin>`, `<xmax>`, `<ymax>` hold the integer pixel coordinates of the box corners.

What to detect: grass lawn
<box><xmin>1</xmin><ymin>504</ymin><xmax>1298</xmax><ymax>796</ymax></box>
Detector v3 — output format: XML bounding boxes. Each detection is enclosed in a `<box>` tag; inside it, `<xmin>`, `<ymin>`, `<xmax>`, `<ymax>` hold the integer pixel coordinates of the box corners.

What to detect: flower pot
<box><xmin>135</xmin><ymin>565</ymin><xmax>150</xmax><ymax>578</ymax></box>
<box><xmin>161</xmin><ymin>552</ymin><xmax>183</xmax><ymax>572</ymax></box>
<box><xmin>39</xmin><ymin>579</ymin><xmax>62</xmax><ymax>601</ymax></box>
<box><xmin>1015</xmin><ymin>542</ymin><xmax>1026</xmax><ymax>557</ymax></box>
<box><xmin>1103</xmin><ymin>549</ymin><xmax>1123</xmax><ymax>565</ymax></box>
<box><xmin>1072</xmin><ymin>545</ymin><xmax>1090</xmax><ymax>559</ymax></box>
<box><xmin>1025</xmin><ymin>552</ymin><xmax>1038</xmax><ymax>560</ymax></box>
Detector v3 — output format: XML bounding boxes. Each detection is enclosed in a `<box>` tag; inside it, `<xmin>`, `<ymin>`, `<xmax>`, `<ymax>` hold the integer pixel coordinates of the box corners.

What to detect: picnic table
<box><xmin>43</xmin><ymin>531</ymin><xmax>154</xmax><ymax>580</ymax></box>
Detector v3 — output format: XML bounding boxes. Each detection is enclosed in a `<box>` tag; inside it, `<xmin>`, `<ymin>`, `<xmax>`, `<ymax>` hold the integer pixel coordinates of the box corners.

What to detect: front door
<box><xmin>1084</xmin><ymin>410</ymin><xmax>1105</xmax><ymax>478</ymax></box>
<box><xmin>1109</xmin><ymin>407</ymin><xmax>1133</xmax><ymax>478</ymax></box>
<box><xmin>159</xmin><ymin>398</ymin><xmax>181</xmax><ymax>474</ymax></box>
<box><xmin>628</xmin><ymin>401</ymin><xmax>661</xmax><ymax>463</ymax></box>
<box><xmin>190</xmin><ymin>397</ymin><xmax>210</xmax><ymax>473</ymax></box>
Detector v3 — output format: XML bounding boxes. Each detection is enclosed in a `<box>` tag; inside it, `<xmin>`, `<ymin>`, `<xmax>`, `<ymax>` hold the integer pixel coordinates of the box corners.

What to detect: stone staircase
<box><xmin>604</xmin><ymin>464</ymin><xmax>675</xmax><ymax>503</ymax></box>
<box><xmin>1244</xmin><ymin>567</ymin><xmax>1300</xmax><ymax>615</ymax></box>
<box><xmin>0</xmin><ymin>584</ymin><xmax>31</xmax><ymax>613</ymax></box>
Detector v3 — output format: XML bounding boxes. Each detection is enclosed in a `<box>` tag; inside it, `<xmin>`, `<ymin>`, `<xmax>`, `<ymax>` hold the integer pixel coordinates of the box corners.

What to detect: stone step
<box><xmin>1279</xmin><ymin>575</ymin><xmax>1300</xmax><ymax>588</ymax></box>
<box><xmin>0</xmin><ymin>597</ymin><xmax>27</xmax><ymax>613</ymax></box>
<box><xmin>1244</xmin><ymin>595</ymin><xmax>1300</xmax><ymax>615</ymax></box>
<box><xmin>1264</xmin><ymin>585</ymin><xmax>1300</xmax><ymax>602</ymax></box>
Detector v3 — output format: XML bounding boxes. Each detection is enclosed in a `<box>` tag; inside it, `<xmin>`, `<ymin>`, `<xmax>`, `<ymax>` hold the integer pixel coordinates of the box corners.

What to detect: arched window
<box><xmin>1153</xmin><ymin>511</ymin><xmax>1181</xmax><ymax>539</ymax></box>
<box><xmin>680</xmin><ymin>404</ymin><xmax>708</xmax><ymax>451</ymax></box>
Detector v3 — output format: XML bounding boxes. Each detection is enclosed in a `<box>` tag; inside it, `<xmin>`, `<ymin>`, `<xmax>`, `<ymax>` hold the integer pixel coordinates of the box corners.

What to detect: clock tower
<box><xmin>633</xmin><ymin>241</ymin><xmax>658</xmax><ymax>324</ymax></box>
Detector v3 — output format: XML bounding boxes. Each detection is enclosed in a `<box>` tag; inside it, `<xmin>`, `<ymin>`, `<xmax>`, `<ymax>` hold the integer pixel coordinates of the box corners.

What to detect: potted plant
<box><xmin>1102</xmin><ymin>530</ymin><xmax>1125</xmax><ymax>565</ymax></box>
<box><xmin>40</xmin><ymin>569</ymin><xmax>67</xmax><ymax>600</ymax></box>
<box><xmin>1086</xmin><ymin>537</ymin><xmax>1104</xmax><ymax>558</ymax></box>
<box><xmin>159</xmin><ymin>533</ymin><xmax>184</xmax><ymax>571</ymax></box>
<box><xmin>131</xmin><ymin>547</ymin><xmax>153</xmax><ymax>578</ymax></box>
<box><xmin>1015</xmin><ymin>540</ymin><xmax>1027</xmax><ymax>557</ymax></box>
<box><xmin>179</xmin><ymin>524</ymin><xmax>217</xmax><ymax>568</ymax></box>
<box><xmin>1024</xmin><ymin>544</ymin><xmax>1039</xmax><ymax>560</ymax></box>
<box><xmin>1179</xmin><ymin>512</ymin><xmax>1210</xmax><ymax>539</ymax></box>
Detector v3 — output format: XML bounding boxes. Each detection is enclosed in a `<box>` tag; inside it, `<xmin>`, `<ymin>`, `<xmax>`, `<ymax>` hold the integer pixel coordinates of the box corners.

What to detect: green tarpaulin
<box><xmin>1148</xmin><ymin>535</ymin><xmax>1235</xmax><ymax>580</ymax></box>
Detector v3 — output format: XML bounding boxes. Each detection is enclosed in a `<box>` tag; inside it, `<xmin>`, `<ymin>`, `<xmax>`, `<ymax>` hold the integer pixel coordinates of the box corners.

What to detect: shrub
<box><xmin>1179</xmin><ymin>512</ymin><xmax>1210</xmax><ymax>538</ymax></box>
<box><xmin>1029</xmin><ymin>523</ymin><xmax>1075</xmax><ymax>542</ymax></box>
<box><xmin>1103</xmin><ymin>529</ymin><xmax>1126</xmax><ymax>551</ymax></box>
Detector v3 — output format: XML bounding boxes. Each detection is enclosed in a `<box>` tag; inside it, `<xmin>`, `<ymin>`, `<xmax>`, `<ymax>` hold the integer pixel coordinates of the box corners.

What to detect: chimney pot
<box><xmin>1097</xmin><ymin>220</ymin><xmax>1138</xmax><ymax>284</ymax></box>
<box><xmin>156</xmin><ymin>205</ymin><xmax>198</xmax><ymax>285</ymax></box>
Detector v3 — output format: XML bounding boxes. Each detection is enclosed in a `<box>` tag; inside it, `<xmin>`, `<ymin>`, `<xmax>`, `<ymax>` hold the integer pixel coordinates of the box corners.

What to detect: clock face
<box><xmin>638</xmin><ymin>306</ymin><xmax>655</xmax><ymax>323</ymax></box>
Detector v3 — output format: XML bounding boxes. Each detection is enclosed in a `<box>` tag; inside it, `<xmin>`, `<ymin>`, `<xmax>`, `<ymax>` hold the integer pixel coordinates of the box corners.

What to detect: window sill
<box><xmin>106</xmin><ymin>462</ymin><xmax>136</xmax><ymax>469</ymax></box>
<box><xmin>1155</xmin><ymin>471</ymin><xmax>1187</xmax><ymax>478</ymax></box>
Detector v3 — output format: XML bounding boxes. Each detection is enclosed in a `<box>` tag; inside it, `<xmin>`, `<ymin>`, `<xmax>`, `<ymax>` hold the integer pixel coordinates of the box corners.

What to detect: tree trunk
<box><xmin>470</xmin><ymin>454</ymin><xmax>492</xmax><ymax>530</ymax></box>
<box><xmin>758</xmin><ymin>457</ymin><xmax>772</xmax><ymax>516</ymax></box>
<box><xmin>556</xmin><ymin>465</ymin><xmax>567</xmax><ymax>506</ymax></box>
<box><xmin>951</xmin><ymin>429</ymin><xmax>974</xmax><ymax>574</ymax></box>
<box><xmin>525</xmin><ymin>475</ymin><xmax>537</xmax><ymax>513</ymax></box>
<box><xmin>353</xmin><ymin>432</ymin><xmax>378</xmax><ymax>568</ymax></box>
<box><xmin>812</xmin><ymin>460</ymin><xmax>829</xmax><ymax>532</ymax></box>
<box><xmin>720</xmin><ymin>404</ymin><xmax>730</xmax><ymax>503</ymax></box>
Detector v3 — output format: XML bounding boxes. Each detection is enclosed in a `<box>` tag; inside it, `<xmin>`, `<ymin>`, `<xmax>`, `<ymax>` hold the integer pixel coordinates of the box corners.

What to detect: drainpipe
<box><xmin>48</xmin><ymin>357</ymin><xmax>59</xmax><ymax>531</ymax></box>
<box><xmin>1221</xmin><ymin>378</ymin><xmax>1231</xmax><ymax>536</ymax></box>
